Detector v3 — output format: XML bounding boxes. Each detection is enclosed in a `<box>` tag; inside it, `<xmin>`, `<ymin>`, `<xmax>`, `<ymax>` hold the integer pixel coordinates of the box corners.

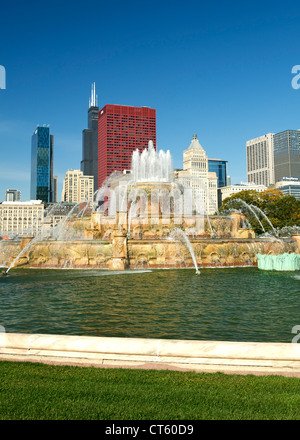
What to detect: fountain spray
<box><xmin>169</xmin><ymin>228</ymin><xmax>200</xmax><ymax>274</ymax></box>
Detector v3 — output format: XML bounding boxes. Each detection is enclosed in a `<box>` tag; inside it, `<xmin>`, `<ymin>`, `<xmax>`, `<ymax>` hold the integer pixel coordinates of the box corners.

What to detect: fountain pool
<box><xmin>0</xmin><ymin>267</ymin><xmax>299</xmax><ymax>344</ymax></box>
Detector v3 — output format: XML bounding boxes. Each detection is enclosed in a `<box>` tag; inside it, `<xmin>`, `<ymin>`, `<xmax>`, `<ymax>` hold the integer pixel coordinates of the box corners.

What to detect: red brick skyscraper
<box><xmin>98</xmin><ymin>104</ymin><xmax>156</xmax><ymax>188</ymax></box>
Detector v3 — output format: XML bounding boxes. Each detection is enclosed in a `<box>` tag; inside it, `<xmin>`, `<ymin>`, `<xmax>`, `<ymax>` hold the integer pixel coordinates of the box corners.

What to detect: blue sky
<box><xmin>1</xmin><ymin>0</ymin><xmax>300</xmax><ymax>200</ymax></box>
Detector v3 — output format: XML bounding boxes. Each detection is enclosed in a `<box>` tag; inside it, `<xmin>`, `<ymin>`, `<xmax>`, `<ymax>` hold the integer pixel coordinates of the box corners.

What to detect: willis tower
<box><xmin>81</xmin><ymin>82</ymin><xmax>99</xmax><ymax>189</ymax></box>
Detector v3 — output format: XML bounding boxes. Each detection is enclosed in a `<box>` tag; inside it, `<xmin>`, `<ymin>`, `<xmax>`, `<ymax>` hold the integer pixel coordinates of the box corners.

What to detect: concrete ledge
<box><xmin>1</xmin><ymin>333</ymin><xmax>300</xmax><ymax>376</ymax></box>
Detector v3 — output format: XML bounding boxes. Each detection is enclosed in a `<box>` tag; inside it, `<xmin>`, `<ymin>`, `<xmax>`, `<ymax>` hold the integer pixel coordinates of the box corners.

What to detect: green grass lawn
<box><xmin>0</xmin><ymin>360</ymin><xmax>300</xmax><ymax>420</ymax></box>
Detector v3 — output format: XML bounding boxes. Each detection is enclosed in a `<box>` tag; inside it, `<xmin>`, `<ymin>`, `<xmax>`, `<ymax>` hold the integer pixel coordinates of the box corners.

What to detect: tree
<box><xmin>220</xmin><ymin>189</ymin><xmax>300</xmax><ymax>234</ymax></box>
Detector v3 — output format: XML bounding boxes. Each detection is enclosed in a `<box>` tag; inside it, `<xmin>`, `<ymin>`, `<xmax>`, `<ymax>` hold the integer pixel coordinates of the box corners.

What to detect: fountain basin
<box><xmin>1</xmin><ymin>237</ymin><xmax>298</xmax><ymax>270</ymax></box>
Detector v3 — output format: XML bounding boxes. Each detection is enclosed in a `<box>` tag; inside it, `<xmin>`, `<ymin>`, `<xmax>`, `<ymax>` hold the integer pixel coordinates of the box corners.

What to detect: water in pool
<box><xmin>0</xmin><ymin>267</ymin><xmax>299</xmax><ymax>343</ymax></box>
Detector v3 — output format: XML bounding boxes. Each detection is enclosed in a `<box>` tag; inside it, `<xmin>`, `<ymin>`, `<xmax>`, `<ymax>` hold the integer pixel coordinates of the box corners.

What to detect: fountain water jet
<box><xmin>131</xmin><ymin>140</ymin><xmax>173</xmax><ymax>183</ymax></box>
<box><xmin>250</xmin><ymin>204</ymin><xmax>277</xmax><ymax>236</ymax></box>
<box><xmin>231</xmin><ymin>199</ymin><xmax>266</xmax><ymax>233</ymax></box>
<box><xmin>5</xmin><ymin>202</ymin><xmax>65</xmax><ymax>273</ymax></box>
<box><xmin>170</xmin><ymin>228</ymin><xmax>200</xmax><ymax>274</ymax></box>
<box><xmin>127</xmin><ymin>199</ymin><xmax>137</xmax><ymax>237</ymax></box>
<box><xmin>53</xmin><ymin>202</ymin><xmax>84</xmax><ymax>240</ymax></box>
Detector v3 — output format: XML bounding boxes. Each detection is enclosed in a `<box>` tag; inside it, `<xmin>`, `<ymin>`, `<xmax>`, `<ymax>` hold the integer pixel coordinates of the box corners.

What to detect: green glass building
<box><xmin>30</xmin><ymin>126</ymin><xmax>54</xmax><ymax>203</ymax></box>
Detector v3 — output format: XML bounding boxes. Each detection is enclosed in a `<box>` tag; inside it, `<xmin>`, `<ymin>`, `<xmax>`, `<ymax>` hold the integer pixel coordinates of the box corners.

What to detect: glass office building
<box><xmin>30</xmin><ymin>126</ymin><xmax>53</xmax><ymax>203</ymax></box>
<box><xmin>208</xmin><ymin>159</ymin><xmax>228</xmax><ymax>208</ymax></box>
<box><xmin>208</xmin><ymin>159</ymin><xmax>228</xmax><ymax>188</ymax></box>
<box><xmin>273</xmin><ymin>130</ymin><xmax>300</xmax><ymax>182</ymax></box>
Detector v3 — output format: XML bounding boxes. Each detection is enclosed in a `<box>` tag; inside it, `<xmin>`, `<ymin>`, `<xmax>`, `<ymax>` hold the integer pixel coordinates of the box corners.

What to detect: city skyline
<box><xmin>1</xmin><ymin>0</ymin><xmax>300</xmax><ymax>201</ymax></box>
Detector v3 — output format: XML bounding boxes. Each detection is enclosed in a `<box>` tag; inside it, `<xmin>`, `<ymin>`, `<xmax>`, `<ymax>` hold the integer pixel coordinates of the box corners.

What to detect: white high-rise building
<box><xmin>246</xmin><ymin>133</ymin><xmax>275</xmax><ymax>186</ymax></box>
<box><xmin>175</xmin><ymin>134</ymin><xmax>218</xmax><ymax>214</ymax></box>
<box><xmin>61</xmin><ymin>169</ymin><xmax>94</xmax><ymax>203</ymax></box>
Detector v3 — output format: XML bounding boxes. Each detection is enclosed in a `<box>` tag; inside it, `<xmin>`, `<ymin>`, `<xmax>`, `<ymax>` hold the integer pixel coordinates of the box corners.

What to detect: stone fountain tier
<box><xmin>95</xmin><ymin>215</ymin><xmax>255</xmax><ymax>240</ymax></box>
<box><xmin>0</xmin><ymin>234</ymin><xmax>299</xmax><ymax>271</ymax></box>
<box><xmin>88</xmin><ymin>178</ymin><xmax>258</xmax><ymax>248</ymax></box>
<box><xmin>0</xmin><ymin>196</ymin><xmax>299</xmax><ymax>271</ymax></box>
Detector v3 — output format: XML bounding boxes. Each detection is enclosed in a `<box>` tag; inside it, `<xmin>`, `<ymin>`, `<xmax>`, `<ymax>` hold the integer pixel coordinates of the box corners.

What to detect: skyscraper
<box><xmin>98</xmin><ymin>104</ymin><xmax>156</xmax><ymax>187</ymax></box>
<box><xmin>30</xmin><ymin>125</ymin><xmax>54</xmax><ymax>203</ymax></box>
<box><xmin>273</xmin><ymin>129</ymin><xmax>300</xmax><ymax>181</ymax></box>
<box><xmin>246</xmin><ymin>133</ymin><xmax>275</xmax><ymax>186</ymax></box>
<box><xmin>246</xmin><ymin>130</ymin><xmax>300</xmax><ymax>185</ymax></box>
<box><xmin>81</xmin><ymin>82</ymin><xmax>99</xmax><ymax>189</ymax></box>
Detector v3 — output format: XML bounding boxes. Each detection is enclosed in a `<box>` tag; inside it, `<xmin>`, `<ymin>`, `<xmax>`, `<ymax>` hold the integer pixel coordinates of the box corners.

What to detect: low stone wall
<box><xmin>0</xmin><ymin>240</ymin><xmax>113</xmax><ymax>269</ymax></box>
<box><xmin>1</xmin><ymin>333</ymin><xmax>300</xmax><ymax>376</ymax></box>
<box><xmin>0</xmin><ymin>237</ymin><xmax>298</xmax><ymax>270</ymax></box>
<box><xmin>127</xmin><ymin>237</ymin><xmax>296</xmax><ymax>269</ymax></box>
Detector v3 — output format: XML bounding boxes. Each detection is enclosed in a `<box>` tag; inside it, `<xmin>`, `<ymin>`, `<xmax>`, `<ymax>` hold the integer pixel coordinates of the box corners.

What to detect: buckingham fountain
<box><xmin>1</xmin><ymin>141</ymin><xmax>300</xmax><ymax>375</ymax></box>
<box><xmin>0</xmin><ymin>141</ymin><xmax>299</xmax><ymax>274</ymax></box>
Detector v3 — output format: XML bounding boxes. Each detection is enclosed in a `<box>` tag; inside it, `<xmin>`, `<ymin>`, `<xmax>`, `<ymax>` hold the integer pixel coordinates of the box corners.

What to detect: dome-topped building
<box><xmin>176</xmin><ymin>134</ymin><xmax>218</xmax><ymax>215</ymax></box>
<box><xmin>187</xmin><ymin>133</ymin><xmax>206</xmax><ymax>151</ymax></box>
